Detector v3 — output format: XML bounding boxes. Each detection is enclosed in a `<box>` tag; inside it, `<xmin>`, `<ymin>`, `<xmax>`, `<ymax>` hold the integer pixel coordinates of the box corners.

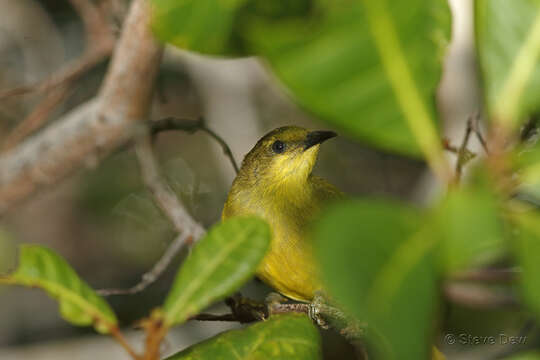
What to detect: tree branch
<box><xmin>135</xmin><ymin>134</ymin><xmax>205</xmax><ymax>239</ymax></box>
<box><xmin>0</xmin><ymin>0</ymin><xmax>114</xmax><ymax>101</ymax></box>
<box><xmin>0</xmin><ymin>0</ymin><xmax>163</xmax><ymax>215</ymax></box>
<box><xmin>2</xmin><ymin>85</ymin><xmax>73</xmax><ymax>150</ymax></box>
<box><xmin>191</xmin><ymin>293</ymin><xmax>366</xmax><ymax>344</ymax></box>
<box><xmin>98</xmin><ymin>133</ymin><xmax>206</xmax><ymax>296</ymax></box>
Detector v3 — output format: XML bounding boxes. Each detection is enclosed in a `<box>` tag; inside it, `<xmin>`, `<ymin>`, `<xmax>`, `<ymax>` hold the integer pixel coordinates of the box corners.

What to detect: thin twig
<box><xmin>189</xmin><ymin>303</ymin><xmax>311</xmax><ymax>323</ymax></box>
<box><xmin>97</xmin><ymin>233</ymin><xmax>192</xmax><ymax>296</ymax></box>
<box><xmin>455</xmin><ymin>117</ymin><xmax>474</xmax><ymax>181</ymax></box>
<box><xmin>472</xmin><ymin>113</ymin><xmax>490</xmax><ymax>154</ymax></box>
<box><xmin>200</xmin><ymin>126</ymin><xmax>239</xmax><ymax>174</ymax></box>
<box><xmin>442</xmin><ymin>138</ymin><xmax>458</xmax><ymax>154</ymax></box>
<box><xmin>151</xmin><ymin>117</ymin><xmax>239</xmax><ymax>174</ymax></box>
<box><xmin>190</xmin><ymin>303</ymin><xmax>308</xmax><ymax>323</ymax></box>
<box><xmin>98</xmin><ymin>133</ymin><xmax>205</xmax><ymax>296</ymax></box>
<box><xmin>110</xmin><ymin>326</ymin><xmax>141</xmax><ymax>360</ymax></box>
<box><xmin>135</xmin><ymin>134</ymin><xmax>205</xmax><ymax>238</ymax></box>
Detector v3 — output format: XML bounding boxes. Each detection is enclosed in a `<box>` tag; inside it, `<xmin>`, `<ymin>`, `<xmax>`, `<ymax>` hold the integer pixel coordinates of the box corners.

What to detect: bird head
<box><xmin>239</xmin><ymin>126</ymin><xmax>337</xmax><ymax>188</ymax></box>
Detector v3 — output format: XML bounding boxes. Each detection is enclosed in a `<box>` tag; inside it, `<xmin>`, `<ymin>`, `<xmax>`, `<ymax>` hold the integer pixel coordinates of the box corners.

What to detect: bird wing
<box><xmin>310</xmin><ymin>175</ymin><xmax>344</xmax><ymax>205</ymax></box>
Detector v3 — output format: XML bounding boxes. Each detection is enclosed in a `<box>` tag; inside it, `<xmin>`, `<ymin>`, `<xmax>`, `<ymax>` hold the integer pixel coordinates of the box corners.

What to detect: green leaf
<box><xmin>151</xmin><ymin>0</ymin><xmax>249</xmax><ymax>55</ymax></box>
<box><xmin>165</xmin><ymin>314</ymin><xmax>321</xmax><ymax>360</ymax></box>
<box><xmin>151</xmin><ymin>0</ymin><xmax>450</xmax><ymax>158</ymax></box>
<box><xmin>315</xmin><ymin>199</ymin><xmax>437</xmax><ymax>359</ymax></box>
<box><xmin>0</xmin><ymin>245</ymin><xmax>117</xmax><ymax>334</ymax></box>
<box><xmin>163</xmin><ymin>216</ymin><xmax>270</xmax><ymax>327</ymax></box>
<box><xmin>476</xmin><ymin>0</ymin><xmax>540</xmax><ymax>127</ymax></box>
<box><xmin>248</xmin><ymin>0</ymin><xmax>450</xmax><ymax>159</ymax></box>
<box><xmin>434</xmin><ymin>175</ymin><xmax>505</xmax><ymax>274</ymax></box>
<box><xmin>512</xmin><ymin>211</ymin><xmax>540</xmax><ymax>319</ymax></box>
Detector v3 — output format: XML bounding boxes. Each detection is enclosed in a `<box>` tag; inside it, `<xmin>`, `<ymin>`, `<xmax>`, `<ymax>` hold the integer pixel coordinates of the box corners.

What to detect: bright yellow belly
<box><xmin>256</xmin><ymin>224</ymin><xmax>321</xmax><ymax>302</ymax></box>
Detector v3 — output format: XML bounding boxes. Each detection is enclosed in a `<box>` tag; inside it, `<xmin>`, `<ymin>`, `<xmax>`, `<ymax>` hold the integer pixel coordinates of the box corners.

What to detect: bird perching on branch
<box><xmin>222</xmin><ymin>126</ymin><xmax>339</xmax><ymax>302</ymax></box>
<box><xmin>222</xmin><ymin>126</ymin><xmax>447</xmax><ymax>360</ymax></box>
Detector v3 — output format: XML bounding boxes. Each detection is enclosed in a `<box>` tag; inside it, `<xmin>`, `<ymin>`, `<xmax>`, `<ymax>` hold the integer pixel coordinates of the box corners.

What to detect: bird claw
<box><xmin>309</xmin><ymin>292</ymin><xmax>329</xmax><ymax>329</ymax></box>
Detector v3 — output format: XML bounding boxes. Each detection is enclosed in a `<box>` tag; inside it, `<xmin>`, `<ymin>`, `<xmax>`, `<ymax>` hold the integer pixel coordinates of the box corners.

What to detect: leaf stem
<box><xmin>110</xmin><ymin>326</ymin><xmax>141</xmax><ymax>360</ymax></box>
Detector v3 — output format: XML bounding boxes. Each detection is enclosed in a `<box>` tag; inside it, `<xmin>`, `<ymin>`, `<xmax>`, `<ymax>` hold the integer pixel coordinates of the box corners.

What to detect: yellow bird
<box><xmin>222</xmin><ymin>126</ymin><xmax>446</xmax><ymax>360</ymax></box>
<box><xmin>222</xmin><ymin>126</ymin><xmax>339</xmax><ymax>302</ymax></box>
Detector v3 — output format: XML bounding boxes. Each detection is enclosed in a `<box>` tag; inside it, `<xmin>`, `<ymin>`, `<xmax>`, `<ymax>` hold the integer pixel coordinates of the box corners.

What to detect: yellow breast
<box><xmin>255</xmin><ymin>214</ymin><xmax>321</xmax><ymax>302</ymax></box>
<box><xmin>222</xmin><ymin>175</ymin><xmax>339</xmax><ymax>302</ymax></box>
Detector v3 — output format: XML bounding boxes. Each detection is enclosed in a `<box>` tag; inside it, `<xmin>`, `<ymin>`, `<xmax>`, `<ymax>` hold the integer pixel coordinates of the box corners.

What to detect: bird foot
<box><xmin>309</xmin><ymin>292</ymin><xmax>329</xmax><ymax>329</ymax></box>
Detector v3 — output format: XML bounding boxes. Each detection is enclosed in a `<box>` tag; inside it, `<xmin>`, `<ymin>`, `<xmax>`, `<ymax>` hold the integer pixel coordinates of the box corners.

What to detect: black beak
<box><xmin>304</xmin><ymin>130</ymin><xmax>337</xmax><ymax>151</ymax></box>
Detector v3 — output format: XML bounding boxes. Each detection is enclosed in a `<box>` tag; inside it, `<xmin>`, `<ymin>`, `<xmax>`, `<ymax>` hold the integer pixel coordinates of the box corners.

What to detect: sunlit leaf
<box><xmin>163</xmin><ymin>216</ymin><xmax>270</xmax><ymax>327</ymax></box>
<box><xmin>315</xmin><ymin>199</ymin><xmax>437</xmax><ymax>359</ymax></box>
<box><xmin>0</xmin><ymin>245</ymin><xmax>117</xmax><ymax>334</ymax></box>
<box><xmin>165</xmin><ymin>314</ymin><xmax>321</xmax><ymax>360</ymax></box>
<box><xmin>476</xmin><ymin>0</ymin><xmax>540</xmax><ymax>127</ymax></box>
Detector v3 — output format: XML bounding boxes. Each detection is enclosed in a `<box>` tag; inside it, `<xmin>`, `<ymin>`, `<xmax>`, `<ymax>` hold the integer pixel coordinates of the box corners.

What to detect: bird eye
<box><xmin>271</xmin><ymin>140</ymin><xmax>285</xmax><ymax>154</ymax></box>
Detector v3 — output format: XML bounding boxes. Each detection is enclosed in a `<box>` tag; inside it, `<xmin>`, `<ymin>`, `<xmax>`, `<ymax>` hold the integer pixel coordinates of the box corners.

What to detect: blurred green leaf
<box><xmin>165</xmin><ymin>314</ymin><xmax>320</xmax><ymax>360</ymax></box>
<box><xmin>151</xmin><ymin>0</ymin><xmax>450</xmax><ymax>156</ymax></box>
<box><xmin>247</xmin><ymin>0</ymin><xmax>450</xmax><ymax>157</ymax></box>
<box><xmin>513</xmin><ymin>211</ymin><xmax>540</xmax><ymax>319</ymax></box>
<box><xmin>315</xmin><ymin>199</ymin><xmax>437</xmax><ymax>359</ymax></box>
<box><xmin>0</xmin><ymin>245</ymin><xmax>117</xmax><ymax>334</ymax></box>
<box><xmin>476</xmin><ymin>0</ymin><xmax>540</xmax><ymax>127</ymax></box>
<box><xmin>163</xmin><ymin>216</ymin><xmax>270</xmax><ymax>327</ymax></box>
<box><xmin>435</xmin><ymin>176</ymin><xmax>505</xmax><ymax>274</ymax></box>
<box><xmin>151</xmin><ymin>0</ymin><xmax>249</xmax><ymax>54</ymax></box>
